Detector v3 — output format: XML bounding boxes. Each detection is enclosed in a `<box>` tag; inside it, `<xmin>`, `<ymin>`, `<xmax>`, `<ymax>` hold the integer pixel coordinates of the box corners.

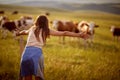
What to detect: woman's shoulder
<box><xmin>29</xmin><ymin>25</ymin><xmax>36</xmax><ymax>31</ymax></box>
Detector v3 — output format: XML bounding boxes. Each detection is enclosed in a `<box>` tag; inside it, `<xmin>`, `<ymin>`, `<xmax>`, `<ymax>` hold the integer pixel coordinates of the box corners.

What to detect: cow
<box><xmin>0</xmin><ymin>16</ymin><xmax>34</xmax><ymax>38</ymax></box>
<box><xmin>45</xmin><ymin>12</ymin><xmax>50</xmax><ymax>16</ymax></box>
<box><xmin>77</xmin><ymin>21</ymin><xmax>99</xmax><ymax>47</ymax></box>
<box><xmin>0</xmin><ymin>16</ymin><xmax>12</xmax><ymax>38</ymax></box>
<box><xmin>15</xmin><ymin>16</ymin><xmax>34</xmax><ymax>30</ymax></box>
<box><xmin>77</xmin><ymin>21</ymin><xmax>89</xmax><ymax>34</ymax></box>
<box><xmin>110</xmin><ymin>26</ymin><xmax>120</xmax><ymax>41</ymax></box>
<box><xmin>12</xmin><ymin>11</ymin><xmax>18</xmax><ymax>15</ymax></box>
<box><xmin>51</xmin><ymin>20</ymin><xmax>79</xmax><ymax>43</ymax></box>
<box><xmin>0</xmin><ymin>11</ymin><xmax>5</xmax><ymax>14</ymax></box>
<box><xmin>0</xmin><ymin>16</ymin><xmax>9</xmax><ymax>28</ymax></box>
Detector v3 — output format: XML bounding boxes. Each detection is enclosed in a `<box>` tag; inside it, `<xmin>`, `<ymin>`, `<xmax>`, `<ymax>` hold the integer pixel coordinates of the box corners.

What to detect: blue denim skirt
<box><xmin>20</xmin><ymin>46</ymin><xmax>44</xmax><ymax>80</ymax></box>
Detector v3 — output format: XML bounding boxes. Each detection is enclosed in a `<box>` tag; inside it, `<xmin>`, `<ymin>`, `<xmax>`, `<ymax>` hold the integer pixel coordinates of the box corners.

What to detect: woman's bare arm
<box><xmin>16</xmin><ymin>26</ymin><xmax>34</xmax><ymax>36</ymax></box>
<box><xmin>50</xmin><ymin>29</ymin><xmax>88</xmax><ymax>38</ymax></box>
<box><xmin>50</xmin><ymin>29</ymin><xmax>66</xmax><ymax>36</ymax></box>
<box><xmin>64</xmin><ymin>31</ymin><xmax>85</xmax><ymax>37</ymax></box>
<box><xmin>16</xmin><ymin>30</ymin><xmax>29</xmax><ymax>36</ymax></box>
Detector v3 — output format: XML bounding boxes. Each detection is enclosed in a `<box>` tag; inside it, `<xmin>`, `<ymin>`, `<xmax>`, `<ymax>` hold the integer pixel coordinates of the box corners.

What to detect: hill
<box><xmin>11</xmin><ymin>1</ymin><xmax>120</xmax><ymax>15</ymax></box>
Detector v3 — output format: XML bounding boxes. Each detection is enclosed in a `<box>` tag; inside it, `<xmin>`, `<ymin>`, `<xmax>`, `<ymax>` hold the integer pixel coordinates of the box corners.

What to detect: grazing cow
<box><xmin>77</xmin><ymin>21</ymin><xmax>89</xmax><ymax>34</ymax></box>
<box><xmin>15</xmin><ymin>16</ymin><xmax>34</xmax><ymax>30</ymax></box>
<box><xmin>0</xmin><ymin>11</ymin><xmax>5</xmax><ymax>14</ymax></box>
<box><xmin>0</xmin><ymin>16</ymin><xmax>34</xmax><ymax>38</ymax></box>
<box><xmin>0</xmin><ymin>16</ymin><xmax>19</xmax><ymax>38</ymax></box>
<box><xmin>51</xmin><ymin>20</ymin><xmax>79</xmax><ymax>43</ymax></box>
<box><xmin>12</xmin><ymin>11</ymin><xmax>18</xmax><ymax>15</ymax></box>
<box><xmin>46</xmin><ymin>12</ymin><xmax>50</xmax><ymax>16</ymax></box>
<box><xmin>110</xmin><ymin>26</ymin><xmax>120</xmax><ymax>41</ymax></box>
<box><xmin>77</xmin><ymin>21</ymin><xmax>99</xmax><ymax>46</ymax></box>
<box><xmin>0</xmin><ymin>16</ymin><xmax>9</xmax><ymax>30</ymax></box>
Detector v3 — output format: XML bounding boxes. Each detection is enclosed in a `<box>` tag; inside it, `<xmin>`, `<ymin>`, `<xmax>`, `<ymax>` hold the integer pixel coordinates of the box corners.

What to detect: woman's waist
<box><xmin>26</xmin><ymin>42</ymin><xmax>44</xmax><ymax>47</ymax></box>
<box><xmin>26</xmin><ymin>44</ymin><xmax>43</xmax><ymax>49</ymax></box>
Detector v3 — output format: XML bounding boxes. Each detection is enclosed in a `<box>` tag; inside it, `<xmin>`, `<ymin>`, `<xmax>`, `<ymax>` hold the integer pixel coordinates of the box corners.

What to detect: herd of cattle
<box><xmin>0</xmin><ymin>10</ymin><xmax>19</xmax><ymax>15</ymax></box>
<box><xmin>0</xmin><ymin>15</ymin><xmax>120</xmax><ymax>45</ymax></box>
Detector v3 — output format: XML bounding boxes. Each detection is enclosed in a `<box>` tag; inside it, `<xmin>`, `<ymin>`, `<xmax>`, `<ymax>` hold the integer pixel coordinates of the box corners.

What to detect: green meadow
<box><xmin>0</xmin><ymin>4</ymin><xmax>120</xmax><ymax>80</ymax></box>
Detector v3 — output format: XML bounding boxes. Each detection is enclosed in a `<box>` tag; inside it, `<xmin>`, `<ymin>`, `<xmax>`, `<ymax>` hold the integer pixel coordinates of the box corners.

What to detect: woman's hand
<box><xmin>79</xmin><ymin>32</ymin><xmax>90</xmax><ymax>39</ymax></box>
<box><xmin>15</xmin><ymin>30</ymin><xmax>29</xmax><ymax>36</ymax></box>
<box><xmin>16</xmin><ymin>31</ymin><xmax>20</xmax><ymax>36</ymax></box>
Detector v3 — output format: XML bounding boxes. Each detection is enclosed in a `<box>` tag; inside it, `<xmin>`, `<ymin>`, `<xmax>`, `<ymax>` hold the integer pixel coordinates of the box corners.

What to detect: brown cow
<box><xmin>51</xmin><ymin>20</ymin><xmax>79</xmax><ymax>43</ymax></box>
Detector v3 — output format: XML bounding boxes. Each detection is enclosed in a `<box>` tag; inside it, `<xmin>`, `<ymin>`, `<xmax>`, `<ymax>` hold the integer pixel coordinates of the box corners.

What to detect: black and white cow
<box><xmin>0</xmin><ymin>16</ymin><xmax>34</xmax><ymax>38</ymax></box>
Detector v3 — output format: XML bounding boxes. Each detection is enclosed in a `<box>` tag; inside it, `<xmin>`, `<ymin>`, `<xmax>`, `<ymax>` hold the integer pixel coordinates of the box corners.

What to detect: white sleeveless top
<box><xmin>26</xmin><ymin>27</ymin><xmax>44</xmax><ymax>49</ymax></box>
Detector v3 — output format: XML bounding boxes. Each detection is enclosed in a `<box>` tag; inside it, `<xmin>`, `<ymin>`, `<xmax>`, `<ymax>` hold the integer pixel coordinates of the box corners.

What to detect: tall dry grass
<box><xmin>0</xmin><ymin>4</ymin><xmax>120</xmax><ymax>80</ymax></box>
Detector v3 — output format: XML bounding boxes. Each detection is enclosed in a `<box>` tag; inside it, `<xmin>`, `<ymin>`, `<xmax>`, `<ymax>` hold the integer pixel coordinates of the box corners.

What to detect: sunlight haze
<box><xmin>0</xmin><ymin>0</ymin><xmax>120</xmax><ymax>4</ymax></box>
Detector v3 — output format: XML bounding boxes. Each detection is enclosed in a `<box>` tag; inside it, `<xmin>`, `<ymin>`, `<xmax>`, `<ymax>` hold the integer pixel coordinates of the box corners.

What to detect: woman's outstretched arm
<box><xmin>16</xmin><ymin>30</ymin><xmax>29</xmax><ymax>36</ymax></box>
<box><xmin>16</xmin><ymin>26</ymin><xmax>34</xmax><ymax>36</ymax></box>
<box><xmin>50</xmin><ymin>29</ymin><xmax>88</xmax><ymax>38</ymax></box>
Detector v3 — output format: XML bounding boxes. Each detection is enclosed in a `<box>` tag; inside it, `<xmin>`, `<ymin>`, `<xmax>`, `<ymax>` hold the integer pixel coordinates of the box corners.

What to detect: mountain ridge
<box><xmin>1</xmin><ymin>1</ymin><xmax>120</xmax><ymax>15</ymax></box>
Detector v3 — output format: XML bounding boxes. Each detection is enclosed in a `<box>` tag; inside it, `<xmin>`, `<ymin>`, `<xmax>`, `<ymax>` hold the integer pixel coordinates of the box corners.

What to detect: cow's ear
<box><xmin>95</xmin><ymin>25</ymin><xmax>99</xmax><ymax>28</ymax></box>
<box><xmin>75</xmin><ymin>22</ymin><xmax>78</xmax><ymax>26</ymax></box>
<box><xmin>50</xmin><ymin>21</ymin><xmax>53</xmax><ymax>24</ymax></box>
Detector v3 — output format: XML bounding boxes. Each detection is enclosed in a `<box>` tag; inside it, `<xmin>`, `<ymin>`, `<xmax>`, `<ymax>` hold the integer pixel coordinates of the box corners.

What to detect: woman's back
<box><xmin>26</xmin><ymin>27</ymin><xmax>44</xmax><ymax>48</ymax></box>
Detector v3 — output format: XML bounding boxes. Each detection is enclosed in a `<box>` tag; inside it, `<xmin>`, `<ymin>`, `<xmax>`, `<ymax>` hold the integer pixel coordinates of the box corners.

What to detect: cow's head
<box><xmin>110</xmin><ymin>26</ymin><xmax>115</xmax><ymax>32</ymax></box>
<box><xmin>20</xmin><ymin>16</ymin><xmax>34</xmax><ymax>27</ymax></box>
<box><xmin>0</xmin><ymin>16</ymin><xmax>9</xmax><ymax>29</ymax></box>
<box><xmin>89</xmin><ymin>22</ymin><xmax>99</xmax><ymax>29</ymax></box>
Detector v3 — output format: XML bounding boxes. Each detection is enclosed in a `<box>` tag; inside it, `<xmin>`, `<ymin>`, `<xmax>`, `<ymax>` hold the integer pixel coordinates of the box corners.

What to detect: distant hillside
<box><xmin>77</xmin><ymin>3</ymin><xmax>120</xmax><ymax>15</ymax></box>
<box><xmin>1</xmin><ymin>1</ymin><xmax>120</xmax><ymax>15</ymax></box>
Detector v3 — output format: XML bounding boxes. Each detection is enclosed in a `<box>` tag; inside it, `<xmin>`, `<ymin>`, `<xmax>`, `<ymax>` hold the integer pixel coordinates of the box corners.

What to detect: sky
<box><xmin>0</xmin><ymin>0</ymin><xmax>120</xmax><ymax>4</ymax></box>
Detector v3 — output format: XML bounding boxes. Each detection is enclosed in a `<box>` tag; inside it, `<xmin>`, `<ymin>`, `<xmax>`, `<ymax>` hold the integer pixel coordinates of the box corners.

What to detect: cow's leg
<box><xmin>83</xmin><ymin>39</ymin><xmax>88</xmax><ymax>49</ymax></box>
<box><xmin>2</xmin><ymin>29</ymin><xmax>8</xmax><ymax>39</ymax></box>
<box><xmin>0</xmin><ymin>26</ymin><xmax>3</xmax><ymax>32</ymax></box>
<box><xmin>114</xmin><ymin>36</ymin><xmax>117</xmax><ymax>41</ymax></box>
<box><xmin>58</xmin><ymin>36</ymin><xmax>61</xmax><ymax>43</ymax></box>
<box><xmin>62</xmin><ymin>36</ymin><xmax>65</xmax><ymax>44</ymax></box>
<box><xmin>59</xmin><ymin>36</ymin><xmax>65</xmax><ymax>44</ymax></box>
<box><xmin>12</xmin><ymin>30</ymin><xmax>18</xmax><ymax>39</ymax></box>
<box><xmin>116</xmin><ymin>36</ymin><xmax>120</xmax><ymax>42</ymax></box>
<box><xmin>119</xmin><ymin>36</ymin><xmax>120</xmax><ymax>41</ymax></box>
<box><xmin>89</xmin><ymin>35</ymin><xmax>94</xmax><ymax>47</ymax></box>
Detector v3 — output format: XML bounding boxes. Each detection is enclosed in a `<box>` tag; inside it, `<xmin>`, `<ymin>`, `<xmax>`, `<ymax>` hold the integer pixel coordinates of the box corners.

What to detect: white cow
<box><xmin>77</xmin><ymin>21</ymin><xmax>99</xmax><ymax>47</ymax></box>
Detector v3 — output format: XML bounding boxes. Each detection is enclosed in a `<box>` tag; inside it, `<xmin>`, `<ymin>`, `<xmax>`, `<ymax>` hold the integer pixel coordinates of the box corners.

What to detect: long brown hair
<box><xmin>34</xmin><ymin>15</ymin><xmax>50</xmax><ymax>43</ymax></box>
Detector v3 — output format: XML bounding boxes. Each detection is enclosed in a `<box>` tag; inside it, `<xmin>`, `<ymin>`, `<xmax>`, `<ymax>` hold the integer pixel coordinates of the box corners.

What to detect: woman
<box><xmin>17</xmin><ymin>15</ymin><xmax>88</xmax><ymax>80</ymax></box>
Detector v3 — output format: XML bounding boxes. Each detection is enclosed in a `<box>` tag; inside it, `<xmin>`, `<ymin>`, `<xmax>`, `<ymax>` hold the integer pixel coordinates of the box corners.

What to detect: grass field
<box><xmin>0</xmin><ymin>4</ymin><xmax>120</xmax><ymax>80</ymax></box>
